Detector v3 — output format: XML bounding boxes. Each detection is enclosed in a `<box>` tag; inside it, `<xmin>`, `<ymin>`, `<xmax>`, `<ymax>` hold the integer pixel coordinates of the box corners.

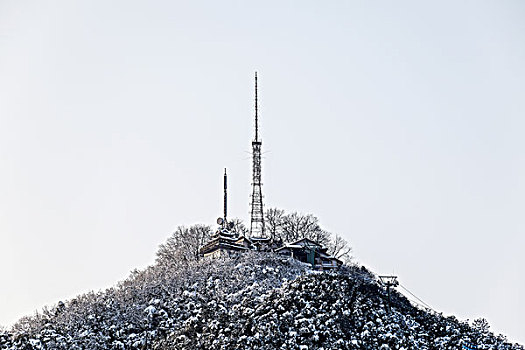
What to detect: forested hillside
<box><xmin>1</xmin><ymin>252</ymin><xmax>522</xmax><ymax>349</ymax></box>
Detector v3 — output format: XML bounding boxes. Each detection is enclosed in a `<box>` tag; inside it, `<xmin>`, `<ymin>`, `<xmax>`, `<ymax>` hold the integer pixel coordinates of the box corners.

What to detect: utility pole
<box><xmin>379</xmin><ymin>275</ymin><xmax>399</xmax><ymax>314</ymax></box>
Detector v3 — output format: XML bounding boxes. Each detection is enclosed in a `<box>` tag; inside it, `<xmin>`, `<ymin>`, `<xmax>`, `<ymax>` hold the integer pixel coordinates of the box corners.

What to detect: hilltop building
<box><xmin>199</xmin><ymin>229</ymin><xmax>253</xmax><ymax>258</ymax></box>
<box><xmin>275</xmin><ymin>238</ymin><xmax>343</xmax><ymax>270</ymax></box>
<box><xmin>199</xmin><ymin>169</ymin><xmax>254</xmax><ymax>258</ymax></box>
<box><xmin>199</xmin><ymin>74</ymin><xmax>341</xmax><ymax>270</ymax></box>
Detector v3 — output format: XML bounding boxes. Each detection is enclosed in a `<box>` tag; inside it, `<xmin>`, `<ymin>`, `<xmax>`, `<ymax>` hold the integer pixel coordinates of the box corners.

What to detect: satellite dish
<box><xmin>217</xmin><ymin>217</ymin><xmax>224</xmax><ymax>225</ymax></box>
<box><xmin>228</xmin><ymin>222</ymin><xmax>235</xmax><ymax>229</ymax></box>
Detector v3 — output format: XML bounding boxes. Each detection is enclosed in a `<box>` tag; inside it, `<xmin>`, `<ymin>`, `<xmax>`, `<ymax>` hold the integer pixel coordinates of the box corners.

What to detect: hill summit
<box><xmin>1</xmin><ymin>253</ymin><xmax>522</xmax><ymax>350</ymax></box>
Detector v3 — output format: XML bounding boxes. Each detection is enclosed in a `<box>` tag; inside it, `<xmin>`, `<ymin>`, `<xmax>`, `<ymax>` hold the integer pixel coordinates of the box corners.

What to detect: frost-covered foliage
<box><xmin>1</xmin><ymin>253</ymin><xmax>305</xmax><ymax>350</ymax></box>
<box><xmin>1</xmin><ymin>254</ymin><xmax>522</xmax><ymax>350</ymax></box>
<box><xmin>156</xmin><ymin>224</ymin><xmax>212</xmax><ymax>269</ymax></box>
<box><xmin>156</xmin><ymin>264</ymin><xmax>522</xmax><ymax>350</ymax></box>
<box><xmin>265</xmin><ymin>208</ymin><xmax>352</xmax><ymax>263</ymax></box>
<box><xmin>265</xmin><ymin>209</ymin><xmax>331</xmax><ymax>246</ymax></box>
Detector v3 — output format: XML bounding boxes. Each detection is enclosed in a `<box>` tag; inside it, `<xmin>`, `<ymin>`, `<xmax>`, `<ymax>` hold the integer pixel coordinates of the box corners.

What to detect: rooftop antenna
<box><xmin>223</xmin><ymin>168</ymin><xmax>228</xmax><ymax>223</ymax></box>
<box><xmin>217</xmin><ymin>168</ymin><xmax>229</xmax><ymax>229</ymax></box>
<box><xmin>255</xmin><ymin>72</ymin><xmax>259</xmax><ymax>142</ymax></box>
<box><xmin>250</xmin><ymin>72</ymin><xmax>265</xmax><ymax>237</ymax></box>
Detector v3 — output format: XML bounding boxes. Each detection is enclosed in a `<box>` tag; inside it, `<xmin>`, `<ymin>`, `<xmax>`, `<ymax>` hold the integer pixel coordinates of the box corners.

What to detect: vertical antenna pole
<box><xmin>255</xmin><ymin>72</ymin><xmax>258</xmax><ymax>142</ymax></box>
<box><xmin>224</xmin><ymin>168</ymin><xmax>227</xmax><ymax>223</ymax></box>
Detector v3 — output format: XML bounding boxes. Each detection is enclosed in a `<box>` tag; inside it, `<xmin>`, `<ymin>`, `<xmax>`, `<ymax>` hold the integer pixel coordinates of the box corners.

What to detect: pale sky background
<box><xmin>1</xmin><ymin>0</ymin><xmax>524</xmax><ymax>344</ymax></box>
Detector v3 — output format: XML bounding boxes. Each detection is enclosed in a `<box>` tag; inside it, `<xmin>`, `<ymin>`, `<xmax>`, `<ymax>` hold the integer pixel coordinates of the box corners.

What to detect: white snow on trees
<box><xmin>1</xmin><ymin>253</ymin><xmax>522</xmax><ymax>350</ymax></box>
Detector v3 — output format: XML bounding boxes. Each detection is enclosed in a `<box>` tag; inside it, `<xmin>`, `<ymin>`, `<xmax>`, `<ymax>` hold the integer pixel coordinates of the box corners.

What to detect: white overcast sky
<box><xmin>1</xmin><ymin>0</ymin><xmax>524</xmax><ymax>344</ymax></box>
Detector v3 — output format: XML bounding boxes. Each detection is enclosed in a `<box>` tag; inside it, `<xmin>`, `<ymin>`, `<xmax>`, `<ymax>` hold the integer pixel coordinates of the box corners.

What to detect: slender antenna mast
<box><xmin>223</xmin><ymin>168</ymin><xmax>227</xmax><ymax>223</ymax></box>
<box><xmin>250</xmin><ymin>72</ymin><xmax>265</xmax><ymax>237</ymax></box>
<box><xmin>255</xmin><ymin>72</ymin><xmax>258</xmax><ymax>142</ymax></box>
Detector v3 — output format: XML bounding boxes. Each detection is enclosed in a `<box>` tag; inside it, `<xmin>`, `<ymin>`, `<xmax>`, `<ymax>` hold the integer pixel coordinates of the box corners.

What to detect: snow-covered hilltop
<box><xmin>1</xmin><ymin>253</ymin><xmax>522</xmax><ymax>350</ymax></box>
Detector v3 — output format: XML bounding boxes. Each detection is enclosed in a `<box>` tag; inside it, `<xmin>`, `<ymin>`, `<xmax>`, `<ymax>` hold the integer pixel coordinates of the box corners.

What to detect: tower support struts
<box><xmin>250</xmin><ymin>72</ymin><xmax>265</xmax><ymax>237</ymax></box>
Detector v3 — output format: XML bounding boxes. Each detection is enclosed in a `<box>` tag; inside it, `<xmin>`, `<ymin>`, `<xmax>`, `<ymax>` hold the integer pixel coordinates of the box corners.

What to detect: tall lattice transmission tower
<box><xmin>250</xmin><ymin>72</ymin><xmax>265</xmax><ymax>237</ymax></box>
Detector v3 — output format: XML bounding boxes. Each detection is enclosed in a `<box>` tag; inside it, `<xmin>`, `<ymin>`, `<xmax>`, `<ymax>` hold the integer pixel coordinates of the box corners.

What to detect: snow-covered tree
<box><xmin>265</xmin><ymin>207</ymin><xmax>285</xmax><ymax>240</ymax></box>
<box><xmin>265</xmin><ymin>208</ymin><xmax>333</xmax><ymax>246</ymax></box>
<box><xmin>327</xmin><ymin>233</ymin><xmax>353</xmax><ymax>263</ymax></box>
<box><xmin>156</xmin><ymin>224</ymin><xmax>212</xmax><ymax>269</ymax></box>
<box><xmin>229</xmin><ymin>218</ymin><xmax>249</xmax><ymax>236</ymax></box>
<box><xmin>2</xmin><ymin>253</ymin><xmax>522</xmax><ymax>350</ymax></box>
<box><xmin>265</xmin><ymin>208</ymin><xmax>353</xmax><ymax>262</ymax></box>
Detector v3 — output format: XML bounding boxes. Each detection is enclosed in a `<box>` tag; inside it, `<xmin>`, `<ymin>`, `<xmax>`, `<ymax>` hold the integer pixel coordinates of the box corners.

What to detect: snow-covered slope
<box><xmin>1</xmin><ymin>253</ymin><xmax>522</xmax><ymax>349</ymax></box>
